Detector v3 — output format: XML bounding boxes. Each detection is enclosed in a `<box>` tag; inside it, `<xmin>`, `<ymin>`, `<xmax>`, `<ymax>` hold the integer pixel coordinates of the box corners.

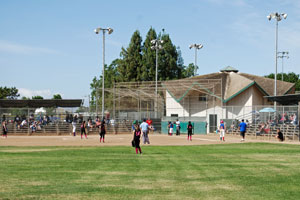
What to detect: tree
<box><xmin>52</xmin><ymin>94</ymin><xmax>62</xmax><ymax>99</ymax></box>
<box><xmin>117</xmin><ymin>30</ymin><xmax>143</xmax><ymax>82</ymax></box>
<box><xmin>90</xmin><ymin>60</ymin><xmax>119</xmax><ymax>112</ymax></box>
<box><xmin>21</xmin><ymin>96</ymin><xmax>30</xmax><ymax>100</ymax></box>
<box><xmin>141</xmin><ymin>27</ymin><xmax>157</xmax><ymax>81</ymax></box>
<box><xmin>0</xmin><ymin>87</ymin><xmax>20</xmax><ymax>99</ymax></box>
<box><xmin>32</xmin><ymin>96</ymin><xmax>44</xmax><ymax>99</ymax></box>
<box><xmin>158</xmin><ymin>32</ymin><xmax>179</xmax><ymax>81</ymax></box>
<box><xmin>183</xmin><ymin>63</ymin><xmax>196</xmax><ymax>78</ymax></box>
<box><xmin>265</xmin><ymin>72</ymin><xmax>300</xmax><ymax>91</ymax></box>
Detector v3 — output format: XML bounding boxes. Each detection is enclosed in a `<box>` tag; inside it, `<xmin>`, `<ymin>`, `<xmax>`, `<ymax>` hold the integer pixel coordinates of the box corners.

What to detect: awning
<box><xmin>0</xmin><ymin>99</ymin><xmax>83</xmax><ymax>108</ymax></box>
<box><xmin>265</xmin><ymin>94</ymin><xmax>300</xmax><ymax>105</ymax></box>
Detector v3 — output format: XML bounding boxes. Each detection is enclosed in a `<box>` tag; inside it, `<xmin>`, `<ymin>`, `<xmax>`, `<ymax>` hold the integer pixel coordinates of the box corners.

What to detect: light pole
<box><xmin>151</xmin><ymin>39</ymin><xmax>163</xmax><ymax>118</ymax></box>
<box><xmin>277</xmin><ymin>51</ymin><xmax>289</xmax><ymax>81</ymax></box>
<box><xmin>189</xmin><ymin>44</ymin><xmax>203</xmax><ymax>76</ymax></box>
<box><xmin>94</xmin><ymin>27</ymin><xmax>113</xmax><ymax>119</ymax></box>
<box><xmin>267</xmin><ymin>12</ymin><xmax>287</xmax><ymax>106</ymax></box>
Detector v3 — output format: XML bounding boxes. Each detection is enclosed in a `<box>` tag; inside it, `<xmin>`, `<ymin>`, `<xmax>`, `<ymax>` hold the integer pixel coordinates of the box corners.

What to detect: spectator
<box><xmin>276</xmin><ymin>128</ymin><xmax>284</xmax><ymax>142</ymax></box>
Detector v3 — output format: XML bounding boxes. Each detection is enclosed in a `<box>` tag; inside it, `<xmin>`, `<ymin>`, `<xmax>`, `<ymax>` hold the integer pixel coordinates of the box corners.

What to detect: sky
<box><xmin>1</xmin><ymin>0</ymin><xmax>300</xmax><ymax>105</ymax></box>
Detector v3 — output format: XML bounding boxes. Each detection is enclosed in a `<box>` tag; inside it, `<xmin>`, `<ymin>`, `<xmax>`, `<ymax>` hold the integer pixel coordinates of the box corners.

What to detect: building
<box><xmin>163</xmin><ymin>66</ymin><xmax>295</xmax><ymax>133</ymax></box>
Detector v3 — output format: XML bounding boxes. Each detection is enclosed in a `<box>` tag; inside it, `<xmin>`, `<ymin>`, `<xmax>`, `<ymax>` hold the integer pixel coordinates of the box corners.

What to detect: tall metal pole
<box><xmin>194</xmin><ymin>47</ymin><xmax>197</xmax><ymax>75</ymax></box>
<box><xmin>281</xmin><ymin>56</ymin><xmax>284</xmax><ymax>81</ymax></box>
<box><xmin>155</xmin><ymin>42</ymin><xmax>158</xmax><ymax>118</ymax></box>
<box><xmin>274</xmin><ymin>20</ymin><xmax>278</xmax><ymax>108</ymax></box>
<box><xmin>102</xmin><ymin>30</ymin><xmax>105</xmax><ymax>120</ymax></box>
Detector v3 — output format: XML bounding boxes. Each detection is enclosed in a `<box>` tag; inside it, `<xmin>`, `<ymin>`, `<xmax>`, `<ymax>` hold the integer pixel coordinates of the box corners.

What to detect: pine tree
<box><xmin>158</xmin><ymin>32</ymin><xmax>178</xmax><ymax>81</ymax></box>
<box><xmin>142</xmin><ymin>27</ymin><xmax>157</xmax><ymax>81</ymax></box>
<box><xmin>118</xmin><ymin>30</ymin><xmax>143</xmax><ymax>82</ymax></box>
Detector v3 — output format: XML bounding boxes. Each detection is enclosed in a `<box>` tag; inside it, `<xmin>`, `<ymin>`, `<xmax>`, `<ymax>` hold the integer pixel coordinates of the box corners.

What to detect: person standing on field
<box><xmin>72</xmin><ymin>115</ymin><xmax>78</xmax><ymax>136</ymax></box>
<box><xmin>219</xmin><ymin>120</ymin><xmax>226</xmax><ymax>141</ymax></box>
<box><xmin>99</xmin><ymin>120</ymin><xmax>106</xmax><ymax>143</ymax></box>
<box><xmin>239</xmin><ymin>119</ymin><xmax>247</xmax><ymax>141</ymax></box>
<box><xmin>133</xmin><ymin>124</ymin><xmax>142</xmax><ymax>154</ymax></box>
<box><xmin>176</xmin><ymin>119</ymin><xmax>181</xmax><ymax>136</ymax></box>
<box><xmin>169</xmin><ymin>122</ymin><xmax>174</xmax><ymax>136</ymax></box>
<box><xmin>2</xmin><ymin>120</ymin><xmax>8</xmax><ymax>138</ymax></box>
<box><xmin>80</xmin><ymin>121</ymin><xmax>87</xmax><ymax>139</ymax></box>
<box><xmin>187</xmin><ymin>121</ymin><xmax>193</xmax><ymax>141</ymax></box>
<box><xmin>140</xmin><ymin>119</ymin><xmax>150</xmax><ymax>144</ymax></box>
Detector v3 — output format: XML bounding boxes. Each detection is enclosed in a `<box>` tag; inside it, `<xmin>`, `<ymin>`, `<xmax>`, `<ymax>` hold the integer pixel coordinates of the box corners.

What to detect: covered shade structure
<box><xmin>0</xmin><ymin>99</ymin><xmax>82</xmax><ymax>108</ymax></box>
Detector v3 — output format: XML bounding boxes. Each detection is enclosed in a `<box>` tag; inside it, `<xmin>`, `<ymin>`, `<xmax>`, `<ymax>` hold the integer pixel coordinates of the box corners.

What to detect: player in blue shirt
<box><xmin>219</xmin><ymin>120</ymin><xmax>226</xmax><ymax>141</ymax></box>
<box><xmin>239</xmin><ymin>119</ymin><xmax>247</xmax><ymax>141</ymax></box>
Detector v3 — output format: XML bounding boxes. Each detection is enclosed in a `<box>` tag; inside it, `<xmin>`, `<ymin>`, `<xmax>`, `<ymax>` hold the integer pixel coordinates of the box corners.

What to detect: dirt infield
<box><xmin>1</xmin><ymin>133</ymin><xmax>299</xmax><ymax>146</ymax></box>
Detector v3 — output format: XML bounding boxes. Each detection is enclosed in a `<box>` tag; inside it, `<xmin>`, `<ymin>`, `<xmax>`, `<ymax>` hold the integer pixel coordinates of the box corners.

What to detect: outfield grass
<box><xmin>0</xmin><ymin>143</ymin><xmax>300</xmax><ymax>200</ymax></box>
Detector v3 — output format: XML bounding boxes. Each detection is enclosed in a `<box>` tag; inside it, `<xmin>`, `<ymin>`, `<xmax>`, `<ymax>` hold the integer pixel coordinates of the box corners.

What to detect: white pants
<box><xmin>220</xmin><ymin>129</ymin><xmax>225</xmax><ymax>138</ymax></box>
<box><xmin>72</xmin><ymin>122</ymin><xmax>76</xmax><ymax>133</ymax></box>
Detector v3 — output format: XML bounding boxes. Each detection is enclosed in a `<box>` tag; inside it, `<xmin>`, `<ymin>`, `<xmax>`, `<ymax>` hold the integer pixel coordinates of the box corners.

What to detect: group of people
<box><xmin>167</xmin><ymin>119</ymin><xmax>181</xmax><ymax>136</ymax></box>
<box><xmin>72</xmin><ymin>117</ymin><xmax>107</xmax><ymax>142</ymax></box>
<box><xmin>219</xmin><ymin>119</ymin><xmax>251</xmax><ymax>142</ymax></box>
<box><xmin>219</xmin><ymin>119</ymin><xmax>284</xmax><ymax>142</ymax></box>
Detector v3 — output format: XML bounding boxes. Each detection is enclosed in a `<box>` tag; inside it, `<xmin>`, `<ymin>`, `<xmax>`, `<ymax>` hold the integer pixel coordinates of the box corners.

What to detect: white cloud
<box><xmin>0</xmin><ymin>40</ymin><xmax>59</xmax><ymax>55</ymax></box>
<box><xmin>19</xmin><ymin>88</ymin><xmax>53</xmax><ymax>99</ymax></box>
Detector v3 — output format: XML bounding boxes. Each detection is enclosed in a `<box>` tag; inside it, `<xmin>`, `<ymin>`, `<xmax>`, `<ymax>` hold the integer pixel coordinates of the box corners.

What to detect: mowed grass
<box><xmin>0</xmin><ymin>143</ymin><xmax>300</xmax><ymax>200</ymax></box>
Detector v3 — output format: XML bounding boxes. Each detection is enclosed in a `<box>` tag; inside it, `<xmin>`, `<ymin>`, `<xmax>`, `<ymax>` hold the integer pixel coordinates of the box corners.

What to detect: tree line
<box><xmin>264</xmin><ymin>72</ymin><xmax>300</xmax><ymax>91</ymax></box>
<box><xmin>0</xmin><ymin>87</ymin><xmax>62</xmax><ymax>100</ymax></box>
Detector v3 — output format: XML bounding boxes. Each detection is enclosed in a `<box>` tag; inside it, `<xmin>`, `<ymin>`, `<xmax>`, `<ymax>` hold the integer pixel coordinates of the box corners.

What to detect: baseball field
<box><xmin>0</xmin><ymin>134</ymin><xmax>300</xmax><ymax>200</ymax></box>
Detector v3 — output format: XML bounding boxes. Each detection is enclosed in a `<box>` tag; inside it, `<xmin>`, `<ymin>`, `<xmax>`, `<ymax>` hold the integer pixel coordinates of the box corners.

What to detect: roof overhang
<box><xmin>0</xmin><ymin>99</ymin><xmax>83</xmax><ymax>108</ymax></box>
<box><xmin>264</xmin><ymin>94</ymin><xmax>300</xmax><ymax>105</ymax></box>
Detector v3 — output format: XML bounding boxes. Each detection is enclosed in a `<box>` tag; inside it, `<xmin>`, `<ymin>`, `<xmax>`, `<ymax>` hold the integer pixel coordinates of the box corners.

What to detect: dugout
<box><xmin>0</xmin><ymin>99</ymin><xmax>82</xmax><ymax>135</ymax></box>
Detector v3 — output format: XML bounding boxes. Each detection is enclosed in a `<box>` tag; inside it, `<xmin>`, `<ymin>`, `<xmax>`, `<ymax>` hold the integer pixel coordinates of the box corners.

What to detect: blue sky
<box><xmin>1</xmin><ymin>0</ymin><xmax>300</xmax><ymax>104</ymax></box>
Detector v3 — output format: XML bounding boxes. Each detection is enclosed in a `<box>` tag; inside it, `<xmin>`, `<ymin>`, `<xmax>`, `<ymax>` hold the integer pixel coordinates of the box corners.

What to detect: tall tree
<box><xmin>0</xmin><ymin>87</ymin><xmax>20</xmax><ymax>99</ymax></box>
<box><xmin>158</xmin><ymin>32</ymin><xmax>178</xmax><ymax>81</ymax></box>
<box><xmin>118</xmin><ymin>30</ymin><xmax>143</xmax><ymax>82</ymax></box>
<box><xmin>142</xmin><ymin>27</ymin><xmax>157</xmax><ymax>81</ymax></box>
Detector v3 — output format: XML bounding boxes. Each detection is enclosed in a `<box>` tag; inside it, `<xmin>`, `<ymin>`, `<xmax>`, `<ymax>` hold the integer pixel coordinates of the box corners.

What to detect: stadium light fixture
<box><xmin>151</xmin><ymin>39</ymin><xmax>164</xmax><ymax>118</ymax></box>
<box><xmin>94</xmin><ymin>27</ymin><xmax>113</xmax><ymax>118</ymax></box>
<box><xmin>267</xmin><ymin>12</ymin><xmax>287</xmax><ymax>107</ymax></box>
<box><xmin>189</xmin><ymin>43</ymin><xmax>203</xmax><ymax>76</ymax></box>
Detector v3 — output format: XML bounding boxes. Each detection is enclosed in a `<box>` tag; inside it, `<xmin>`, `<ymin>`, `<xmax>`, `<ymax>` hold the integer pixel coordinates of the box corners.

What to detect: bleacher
<box><xmin>227</xmin><ymin>122</ymin><xmax>299</xmax><ymax>140</ymax></box>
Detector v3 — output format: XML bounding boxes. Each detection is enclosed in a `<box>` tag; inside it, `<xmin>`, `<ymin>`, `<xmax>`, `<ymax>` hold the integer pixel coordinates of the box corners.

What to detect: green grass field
<box><xmin>0</xmin><ymin>143</ymin><xmax>300</xmax><ymax>200</ymax></box>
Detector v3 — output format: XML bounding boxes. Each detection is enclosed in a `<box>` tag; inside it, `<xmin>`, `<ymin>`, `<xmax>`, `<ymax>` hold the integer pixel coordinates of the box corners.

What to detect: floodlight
<box><xmin>94</xmin><ymin>28</ymin><xmax>101</xmax><ymax>34</ymax></box>
<box><xmin>151</xmin><ymin>40</ymin><xmax>156</xmax><ymax>44</ymax></box>
<box><xmin>267</xmin><ymin>15</ymin><xmax>272</xmax><ymax>20</ymax></box>
<box><xmin>107</xmin><ymin>28</ymin><xmax>113</xmax><ymax>34</ymax></box>
<box><xmin>160</xmin><ymin>40</ymin><xmax>164</xmax><ymax>44</ymax></box>
<box><xmin>198</xmin><ymin>44</ymin><xmax>203</xmax><ymax>49</ymax></box>
<box><xmin>282</xmin><ymin>13</ymin><xmax>287</xmax><ymax>19</ymax></box>
<box><xmin>189</xmin><ymin>44</ymin><xmax>193</xmax><ymax>49</ymax></box>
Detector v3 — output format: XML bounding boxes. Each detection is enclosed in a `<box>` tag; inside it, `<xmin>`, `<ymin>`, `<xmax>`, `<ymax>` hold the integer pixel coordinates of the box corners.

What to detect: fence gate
<box><xmin>209</xmin><ymin>114</ymin><xmax>217</xmax><ymax>133</ymax></box>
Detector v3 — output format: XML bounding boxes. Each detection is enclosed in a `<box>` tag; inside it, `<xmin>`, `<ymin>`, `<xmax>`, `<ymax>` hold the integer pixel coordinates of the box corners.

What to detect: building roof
<box><xmin>265</xmin><ymin>94</ymin><xmax>300</xmax><ymax>105</ymax></box>
<box><xmin>163</xmin><ymin>68</ymin><xmax>295</xmax><ymax>103</ymax></box>
<box><xmin>0</xmin><ymin>99</ymin><xmax>83</xmax><ymax>108</ymax></box>
<box><xmin>220</xmin><ymin>66</ymin><xmax>239</xmax><ymax>73</ymax></box>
